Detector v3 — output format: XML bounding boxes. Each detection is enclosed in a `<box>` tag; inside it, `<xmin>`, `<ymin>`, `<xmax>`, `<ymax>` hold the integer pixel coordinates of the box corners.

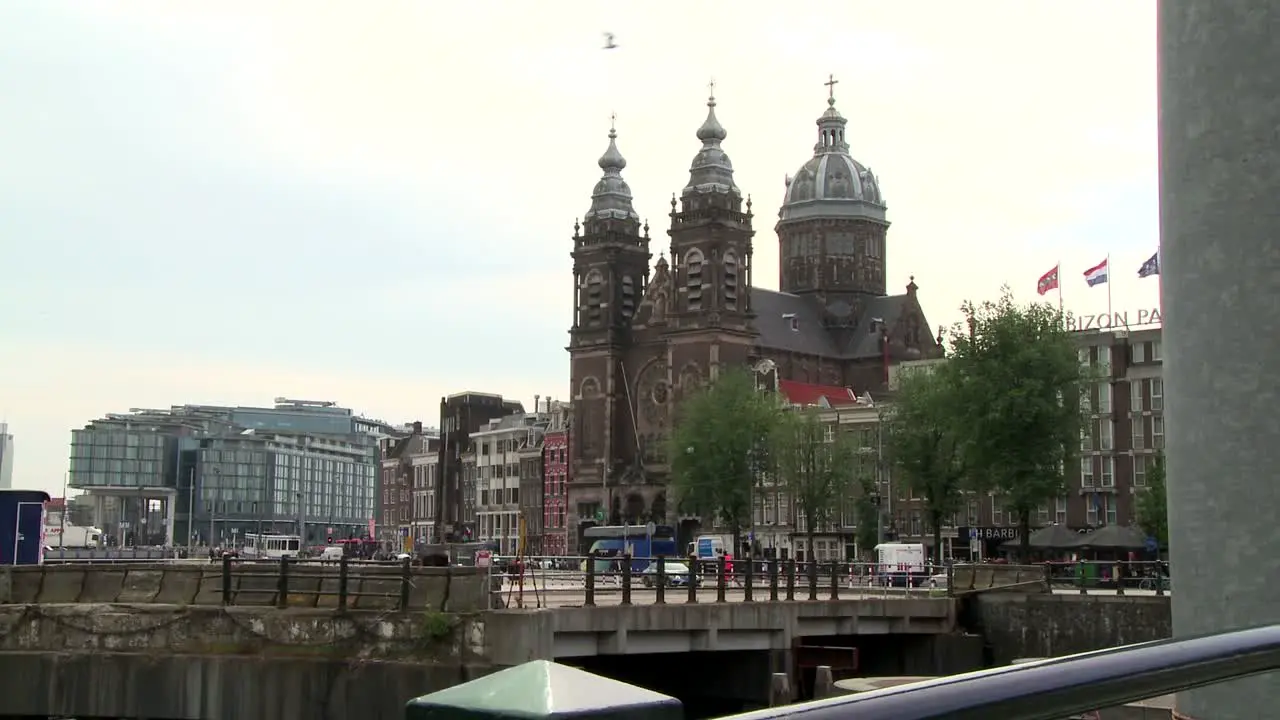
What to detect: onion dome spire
<box><xmin>684</xmin><ymin>80</ymin><xmax>738</xmax><ymax>196</ymax></box>
<box><xmin>585</xmin><ymin>113</ymin><xmax>639</xmax><ymax>222</ymax></box>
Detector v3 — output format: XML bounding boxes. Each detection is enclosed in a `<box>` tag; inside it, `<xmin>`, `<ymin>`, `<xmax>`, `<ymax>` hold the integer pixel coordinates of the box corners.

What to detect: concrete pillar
<box><xmin>163</xmin><ymin>493</ymin><xmax>176</xmax><ymax>548</ymax></box>
<box><xmin>1161</xmin><ymin>1</ymin><xmax>1280</xmax><ymax>718</ymax></box>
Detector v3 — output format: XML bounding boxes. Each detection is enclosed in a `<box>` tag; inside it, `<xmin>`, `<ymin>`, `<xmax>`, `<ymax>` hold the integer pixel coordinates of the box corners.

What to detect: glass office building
<box><xmin>69</xmin><ymin>399</ymin><xmax>379</xmax><ymax>547</ymax></box>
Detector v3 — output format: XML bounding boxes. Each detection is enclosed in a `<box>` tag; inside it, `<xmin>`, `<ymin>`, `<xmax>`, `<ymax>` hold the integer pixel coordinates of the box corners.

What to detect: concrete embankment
<box><xmin>0</xmin><ymin>604</ymin><xmax>492</xmax><ymax>719</ymax></box>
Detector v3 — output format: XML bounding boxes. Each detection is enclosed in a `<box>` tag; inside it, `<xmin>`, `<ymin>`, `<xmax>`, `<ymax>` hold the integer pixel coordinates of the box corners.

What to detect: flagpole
<box><xmin>1057</xmin><ymin>261</ymin><xmax>1064</xmax><ymax>314</ymax></box>
<box><xmin>1106</xmin><ymin>253</ymin><xmax>1113</xmax><ymax>318</ymax></box>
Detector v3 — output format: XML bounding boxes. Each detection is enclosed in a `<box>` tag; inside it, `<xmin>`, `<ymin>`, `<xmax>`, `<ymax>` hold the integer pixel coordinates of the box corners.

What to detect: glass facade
<box><xmin>69</xmin><ymin>429</ymin><xmax>172</xmax><ymax>488</ymax></box>
<box><xmin>69</xmin><ymin>401</ymin><xmax>380</xmax><ymax>546</ymax></box>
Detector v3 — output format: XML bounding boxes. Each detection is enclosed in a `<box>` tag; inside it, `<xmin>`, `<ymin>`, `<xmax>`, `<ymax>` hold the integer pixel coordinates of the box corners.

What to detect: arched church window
<box><xmin>723</xmin><ymin>252</ymin><xmax>739</xmax><ymax>311</ymax></box>
<box><xmin>685</xmin><ymin>249</ymin><xmax>704</xmax><ymax>312</ymax></box>
<box><xmin>586</xmin><ymin>270</ymin><xmax>604</xmax><ymax>325</ymax></box>
<box><xmin>621</xmin><ymin>275</ymin><xmax>635</xmax><ymax>318</ymax></box>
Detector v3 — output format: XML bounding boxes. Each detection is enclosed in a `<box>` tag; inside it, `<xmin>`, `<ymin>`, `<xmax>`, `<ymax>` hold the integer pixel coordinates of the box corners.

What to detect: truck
<box><xmin>43</xmin><ymin>524</ymin><xmax>103</xmax><ymax>549</ymax></box>
<box><xmin>874</xmin><ymin>542</ymin><xmax>928</xmax><ymax>587</ymax></box>
<box><xmin>0</xmin><ymin>489</ymin><xmax>51</xmax><ymax>565</ymax></box>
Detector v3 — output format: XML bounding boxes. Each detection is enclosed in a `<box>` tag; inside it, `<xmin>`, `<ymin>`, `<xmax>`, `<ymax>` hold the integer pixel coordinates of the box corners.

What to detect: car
<box><xmin>640</xmin><ymin>560</ymin><xmax>696</xmax><ymax>587</ymax></box>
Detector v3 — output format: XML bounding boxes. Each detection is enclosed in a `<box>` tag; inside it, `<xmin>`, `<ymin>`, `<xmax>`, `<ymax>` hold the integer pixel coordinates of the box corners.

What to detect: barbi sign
<box><xmin>1067</xmin><ymin>308</ymin><xmax>1162</xmax><ymax>332</ymax></box>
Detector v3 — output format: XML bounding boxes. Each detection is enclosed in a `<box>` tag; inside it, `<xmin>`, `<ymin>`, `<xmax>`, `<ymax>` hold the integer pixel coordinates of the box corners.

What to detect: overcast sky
<box><xmin>0</xmin><ymin>1</ymin><xmax>1158</xmax><ymax>495</ymax></box>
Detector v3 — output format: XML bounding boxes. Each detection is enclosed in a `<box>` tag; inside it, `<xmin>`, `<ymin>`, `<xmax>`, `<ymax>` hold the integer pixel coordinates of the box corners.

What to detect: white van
<box><xmin>874</xmin><ymin>542</ymin><xmax>927</xmax><ymax>587</ymax></box>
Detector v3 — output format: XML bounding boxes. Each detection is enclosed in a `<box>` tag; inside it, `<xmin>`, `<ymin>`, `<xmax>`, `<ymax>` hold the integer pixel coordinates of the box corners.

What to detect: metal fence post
<box><xmin>687</xmin><ymin>554</ymin><xmax>698</xmax><ymax>604</ymax></box>
<box><xmin>786</xmin><ymin>558</ymin><xmax>796</xmax><ymax>601</ymax></box>
<box><xmin>1116</xmin><ymin>561</ymin><xmax>1126</xmax><ymax>596</ymax></box>
<box><xmin>277</xmin><ymin>556</ymin><xmax>290</xmax><ymax>609</ymax></box>
<box><xmin>1156</xmin><ymin>561</ymin><xmax>1166</xmax><ymax>597</ymax></box>
<box><xmin>221</xmin><ymin>553</ymin><xmax>233</xmax><ymax>606</ymax></box>
<box><xmin>655</xmin><ymin>555</ymin><xmax>666</xmax><ymax>605</ymax></box>
<box><xmin>829</xmin><ymin>561</ymin><xmax>840</xmax><ymax>600</ymax></box>
<box><xmin>769</xmin><ymin>558</ymin><xmax>779</xmax><ymax>601</ymax></box>
<box><xmin>399</xmin><ymin>555</ymin><xmax>412</xmax><ymax>611</ymax></box>
<box><xmin>716</xmin><ymin>554</ymin><xmax>727</xmax><ymax>603</ymax></box>
<box><xmin>337</xmin><ymin>554</ymin><xmax>350</xmax><ymax>611</ymax></box>
<box><xmin>744</xmin><ymin>554</ymin><xmax>754</xmax><ymax>602</ymax></box>
<box><xmin>808</xmin><ymin>559</ymin><xmax>819</xmax><ymax>601</ymax></box>
<box><xmin>584</xmin><ymin>551</ymin><xmax>596</xmax><ymax>607</ymax></box>
<box><xmin>621</xmin><ymin>553</ymin><xmax>633</xmax><ymax>606</ymax></box>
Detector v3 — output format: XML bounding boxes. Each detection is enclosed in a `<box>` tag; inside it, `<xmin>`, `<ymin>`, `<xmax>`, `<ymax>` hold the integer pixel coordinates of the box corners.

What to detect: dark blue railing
<box><xmin>724</xmin><ymin>624</ymin><xmax>1280</xmax><ymax>720</ymax></box>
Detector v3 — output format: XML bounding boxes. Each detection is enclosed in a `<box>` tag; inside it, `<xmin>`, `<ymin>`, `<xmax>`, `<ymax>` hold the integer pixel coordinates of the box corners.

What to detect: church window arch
<box><xmin>685</xmin><ymin>249</ymin><xmax>704</xmax><ymax>312</ymax></box>
<box><xmin>579</xmin><ymin>376</ymin><xmax>601</xmax><ymax>398</ymax></box>
<box><xmin>585</xmin><ymin>270</ymin><xmax>604</xmax><ymax>325</ymax></box>
<box><xmin>723</xmin><ymin>251</ymin><xmax>739</xmax><ymax>311</ymax></box>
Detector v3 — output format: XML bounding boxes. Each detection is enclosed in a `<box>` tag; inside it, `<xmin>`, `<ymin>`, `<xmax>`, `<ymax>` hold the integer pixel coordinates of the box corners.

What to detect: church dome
<box><xmin>778</xmin><ymin>87</ymin><xmax>886</xmax><ymax>225</ymax></box>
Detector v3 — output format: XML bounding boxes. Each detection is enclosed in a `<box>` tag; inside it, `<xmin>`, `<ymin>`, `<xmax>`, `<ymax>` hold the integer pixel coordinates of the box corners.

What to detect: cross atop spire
<box><xmin>825</xmin><ymin>74</ymin><xmax>839</xmax><ymax>102</ymax></box>
<box><xmin>610</xmin><ymin>111</ymin><xmax>617</xmax><ymax>132</ymax></box>
<box><xmin>708</xmin><ymin>77</ymin><xmax>716</xmax><ymax>100</ymax></box>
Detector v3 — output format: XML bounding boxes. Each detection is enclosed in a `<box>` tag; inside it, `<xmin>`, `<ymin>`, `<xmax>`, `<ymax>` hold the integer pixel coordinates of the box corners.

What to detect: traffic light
<box><xmin>327</xmin><ymin>535</ymin><xmax>334</xmax><ymax>544</ymax></box>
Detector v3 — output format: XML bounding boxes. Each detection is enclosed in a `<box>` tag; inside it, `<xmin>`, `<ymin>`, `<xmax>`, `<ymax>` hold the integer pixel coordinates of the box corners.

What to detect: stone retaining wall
<box><xmin>0</xmin><ymin>563</ymin><xmax>491</xmax><ymax>612</ymax></box>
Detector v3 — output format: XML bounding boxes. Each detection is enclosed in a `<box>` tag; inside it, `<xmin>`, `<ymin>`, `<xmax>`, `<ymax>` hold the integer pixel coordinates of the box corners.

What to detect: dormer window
<box><xmin>783</xmin><ymin>313</ymin><xmax>799</xmax><ymax>332</ymax></box>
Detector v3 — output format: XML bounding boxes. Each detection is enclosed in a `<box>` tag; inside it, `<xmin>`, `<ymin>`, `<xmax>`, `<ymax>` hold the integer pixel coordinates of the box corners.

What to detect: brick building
<box><xmin>541</xmin><ymin>403</ymin><xmax>572</xmax><ymax>556</ymax></box>
<box><xmin>378</xmin><ymin>421</ymin><xmax>433</xmax><ymax>546</ymax></box>
<box><xmin>567</xmin><ymin>84</ymin><xmax>943</xmax><ymax>533</ymax></box>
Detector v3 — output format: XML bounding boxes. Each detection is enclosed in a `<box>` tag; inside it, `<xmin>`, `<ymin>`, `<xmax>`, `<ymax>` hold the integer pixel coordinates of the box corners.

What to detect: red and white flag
<box><xmin>1037</xmin><ymin>265</ymin><xmax>1060</xmax><ymax>296</ymax></box>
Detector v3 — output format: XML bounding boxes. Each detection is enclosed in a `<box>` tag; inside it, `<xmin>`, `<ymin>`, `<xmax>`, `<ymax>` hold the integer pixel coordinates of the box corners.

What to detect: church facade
<box><xmin>567</xmin><ymin>84</ymin><xmax>943</xmax><ymax>530</ymax></box>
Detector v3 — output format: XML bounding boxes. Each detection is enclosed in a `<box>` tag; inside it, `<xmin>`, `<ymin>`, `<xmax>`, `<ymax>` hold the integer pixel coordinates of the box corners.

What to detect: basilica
<box><xmin>567</xmin><ymin>82</ymin><xmax>944</xmax><ymax>527</ymax></box>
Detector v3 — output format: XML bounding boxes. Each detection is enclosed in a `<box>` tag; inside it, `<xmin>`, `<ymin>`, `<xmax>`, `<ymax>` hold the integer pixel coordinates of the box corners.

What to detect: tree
<box><xmin>852</xmin><ymin>478</ymin><xmax>881</xmax><ymax>556</ymax></box>
<box><xmin>667</xmin><ymin>368</ymin><xmax>781</xmax><ymax>555</ymax></box>
<box><xmin>947</xmin><ymin>287</ymin><xmax>1088</xmax><ymax>561</ymax></box>
<box><xmin>771</xmin><ymin>408</ymin><xmax>859</xmax><ymax>559</ymax></box>
<box><xmin>883</xmin><ymin>365</ymin><xmax>967</xmax><ymax>563</ymax></box>
<box><xmin>1136</xmin><ymin>454</ymin><xmax>1168</xmax><ymax>547</ymax></box>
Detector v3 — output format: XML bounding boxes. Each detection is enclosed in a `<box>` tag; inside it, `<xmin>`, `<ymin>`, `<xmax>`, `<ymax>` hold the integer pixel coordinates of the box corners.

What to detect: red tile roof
<box><xmin>777</xmin><ymin>379</ymin><xmax>861</xmax><ymax>408</ymax></box>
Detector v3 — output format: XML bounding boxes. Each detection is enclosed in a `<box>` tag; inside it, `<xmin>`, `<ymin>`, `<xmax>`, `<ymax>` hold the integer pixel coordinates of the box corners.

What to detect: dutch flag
<box><xmin>1083</xmin><ymin>259</ymin><xmax>1109</xmax><ymax>288</ymax></box>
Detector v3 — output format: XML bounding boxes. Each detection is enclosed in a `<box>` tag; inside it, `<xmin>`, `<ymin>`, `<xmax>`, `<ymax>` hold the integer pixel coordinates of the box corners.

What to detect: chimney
<box><xmin>413</xmin><ymin>420</ymin><xmax>422</xmax><ymax>434</ymax></box>
<box><xmin>534</xmin><ymin>395</ymin><xmax>541</xmax><ymax>414</ymax></box>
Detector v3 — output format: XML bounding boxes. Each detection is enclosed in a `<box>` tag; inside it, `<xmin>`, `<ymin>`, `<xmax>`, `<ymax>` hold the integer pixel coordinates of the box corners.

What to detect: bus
<box><xmin>242</xmin><ymin>532</ymin><xmax>301</xmax><ymax>560</ymax></box>
<box><xmin>582</xmin><ymin>524</ymin><xmax>677</xmax><ymax>573</ymax></box>
<box><xmin>0</xmin><ymin>489</ymin><xmax>51</xmax><ymax>565</ymax></box>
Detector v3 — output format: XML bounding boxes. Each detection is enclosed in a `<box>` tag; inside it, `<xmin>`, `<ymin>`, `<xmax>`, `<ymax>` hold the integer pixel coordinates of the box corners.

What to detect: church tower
<box><xmin>776</xmin><ymin>77</ymin><xmax>889</xmax><ymax>342</ymax></box>
<box><xmin>568</xmin><ymin>121</ymin><xmax>651</xmax><ymax>478</ymax></box>
<box><xmin>668</xmin><ymin>87</ymin><xmax>755</xmax><ymax>332</ymax></box>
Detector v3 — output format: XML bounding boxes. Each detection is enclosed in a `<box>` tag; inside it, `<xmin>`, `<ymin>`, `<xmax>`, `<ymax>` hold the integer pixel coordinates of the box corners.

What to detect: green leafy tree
<box><xmin>668</xmin><ymin>369</ymin><xmax>781</xmax><ymax>555</ymax></box>
<box><xmin>853</xmin><ymin>474</ymin><xmax>882</xmax><ymax>556</ymax></box>
<box><xmin>771</xmin><ymin>409</ymin><xmax>859</xmax><ymax>557</ymax></box>
<box><xmin>948</xmin><ymin>287</ymin><xmax>1088</xmax><ymax>561</ymax></box>
<box><xmin>1135</xmin><ymin>454</ymin><xmax>1168</xmax><ymax>547</ymax></box>
<box><xmin>883</xmin><ymin>365</ymin><xmax>967</xmax><ymax>563</ymax></box>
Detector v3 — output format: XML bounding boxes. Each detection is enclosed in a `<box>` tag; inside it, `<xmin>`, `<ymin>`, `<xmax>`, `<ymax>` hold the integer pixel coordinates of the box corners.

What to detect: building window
<box><xmin>967</xmin><ymin>500</ymin><xmax>979</xmax><ymax>526</ymax></box>
<box><xmin>686</xmin><ymin>249</ymin><xmax>704</xmax><ymax>312</ymax></box>
<box><xmin>1132</xmin><ymin>416</ymin><xmax>1145</xmax><ymax>450</ymax></box>
<box><xmin>1078</xmin><ymin>347</ymin><xmax>1091</xmax><ymax>367</ymax></box>
<box><xmin>1132</xmin><ymin>342</ymin><xmax>1147</xmax><ymax>364</ymax></box>
<box><xmin>1055</xmin><ymin>497</ymin><xmax>1068</xmax><ymax>525</ymax></box>
<box><xmin>1131</xmin><ymin>380</ymin><xmax>1144</xmax><ymax>412</ymax></box>
<box><xmin>822</xmin><ymin>424</ymin><xmax>835</xmax><ymax>444</ymax></box>
<box><xmin>1097</xmin><ymin>382</ymin><xmax>1112</xmax><ymax>414</ymax></box>
<box><xmin>621</xmin><ymin>275</ymin><xmax>636</xmax><ymax>318</ymax></box>
<box><xmin>1101</xmin><ymin>456</ymin><xmax>1115</xmax><ymax>487</ymax></box>
<box><xmin>585</xmin><ymin>270</ymin><xmax>604</xmax><ymax>325</ymax></box>
<box><xmin>724</xmin><ymin>252</ymin><xmax>739</xmax><ymax>311</ymax></box>
<box><xmin>1105</xmin><ymin>494</ymin><xmax>1117</xmax><ymax>526</ymax></box>
<box><xmin>990</xmin><ymin>496</ymin><xmax>1003</xmax><ymax>525</ymax></box>
<box><xmin>1152</xmin><ymin>341</ymin><xmax>1162</xmax><ymax>361</ymax></box>
<box><xmin>1151</xmin><ymin>379</ymin><xmax>1164</xmax><ymax>411</ymax></box>
<box><xmin>1153</xmin><ymin>416</ymin><xmax>1165</xmax><ymax>449</ymax></box>
<box><xmin>1099</xmin><ymin>419</ymin><xmax>1113</xmax><ymax>450</ymax></box>
<box><xmin>1134</xmin><ymin>455</ymin><xmax>1147</xmax><ymax>487</ymax></box>
<box><xmin>1097</xmin><ymin>345</ymin><xmax>1112</xmax><ymax>372</ymax></box>
<box><xmin>1080</xmin><ymin>424</ymin><xmax>1093</xmax><ymax>452</ymax></box>
<box><xmin>1037</xmin><ymin>503</ymin><xmax>1050</xmax><ymax>525</ymax></box>
<box><xmin>1081</xmin><ymin>457</ymin><xmax>1095</xmax><ymax>487</ymax></box>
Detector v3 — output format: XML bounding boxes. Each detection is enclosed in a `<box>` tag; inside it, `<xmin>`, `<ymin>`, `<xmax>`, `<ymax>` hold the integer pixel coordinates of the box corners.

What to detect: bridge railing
<box><xmin>484</xmin><ymin>554</ymin><xmax>1169</xmax><ymax>607</ymax></box>
<box><xmin>408</xmin><ymin>624</ymin><xmax>1280</xmax><ymax>720</ymax></box>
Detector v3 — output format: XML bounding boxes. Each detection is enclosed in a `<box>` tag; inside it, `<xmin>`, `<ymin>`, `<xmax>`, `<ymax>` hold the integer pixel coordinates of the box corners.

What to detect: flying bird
<box><xmin>603</xmin><ymin>32</ymin><xmax>618</xmax><ymax>49</ymax></box>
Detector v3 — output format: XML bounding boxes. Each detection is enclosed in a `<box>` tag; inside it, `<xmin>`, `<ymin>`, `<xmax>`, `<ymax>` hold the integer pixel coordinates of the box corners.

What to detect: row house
<box><xmin>541</xmin><ymin>402</ymin><xmax>572</xmax><ymax>556</ymax></box>
<box><xmin>410</xmin><ymin>447</ymin><xmax>440</xmax><ymax>545</ymax></box>
<box><xmin>437</xmin><ymin>392</ymin><xmax>521</xmax><ymax>542</ymax></box>
<box><xmin>378</xmin><ymin>421</ymin><xmax>435</xmax><ymax>547</ymax></box>
<box><xmin>468</xmin><ymin>405</ymin><xmax>556</xmax><ymax>555</ymax></box>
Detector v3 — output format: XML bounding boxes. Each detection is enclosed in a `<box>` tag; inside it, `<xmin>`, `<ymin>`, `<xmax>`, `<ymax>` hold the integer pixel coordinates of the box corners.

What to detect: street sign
<box><xmin>1145</xmin><ymin>536</ymin><xmax>1159</xmax><ymax>553</ymax></box>
<box><xmin>645</xmin><ymin>521</ymin><xmax>656</xmax><ymax>536</ymax></box>
<box><xmin>595</xmin><ymin>509</ymin><xmax>606</xmax><ymax>522</ymax></box>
